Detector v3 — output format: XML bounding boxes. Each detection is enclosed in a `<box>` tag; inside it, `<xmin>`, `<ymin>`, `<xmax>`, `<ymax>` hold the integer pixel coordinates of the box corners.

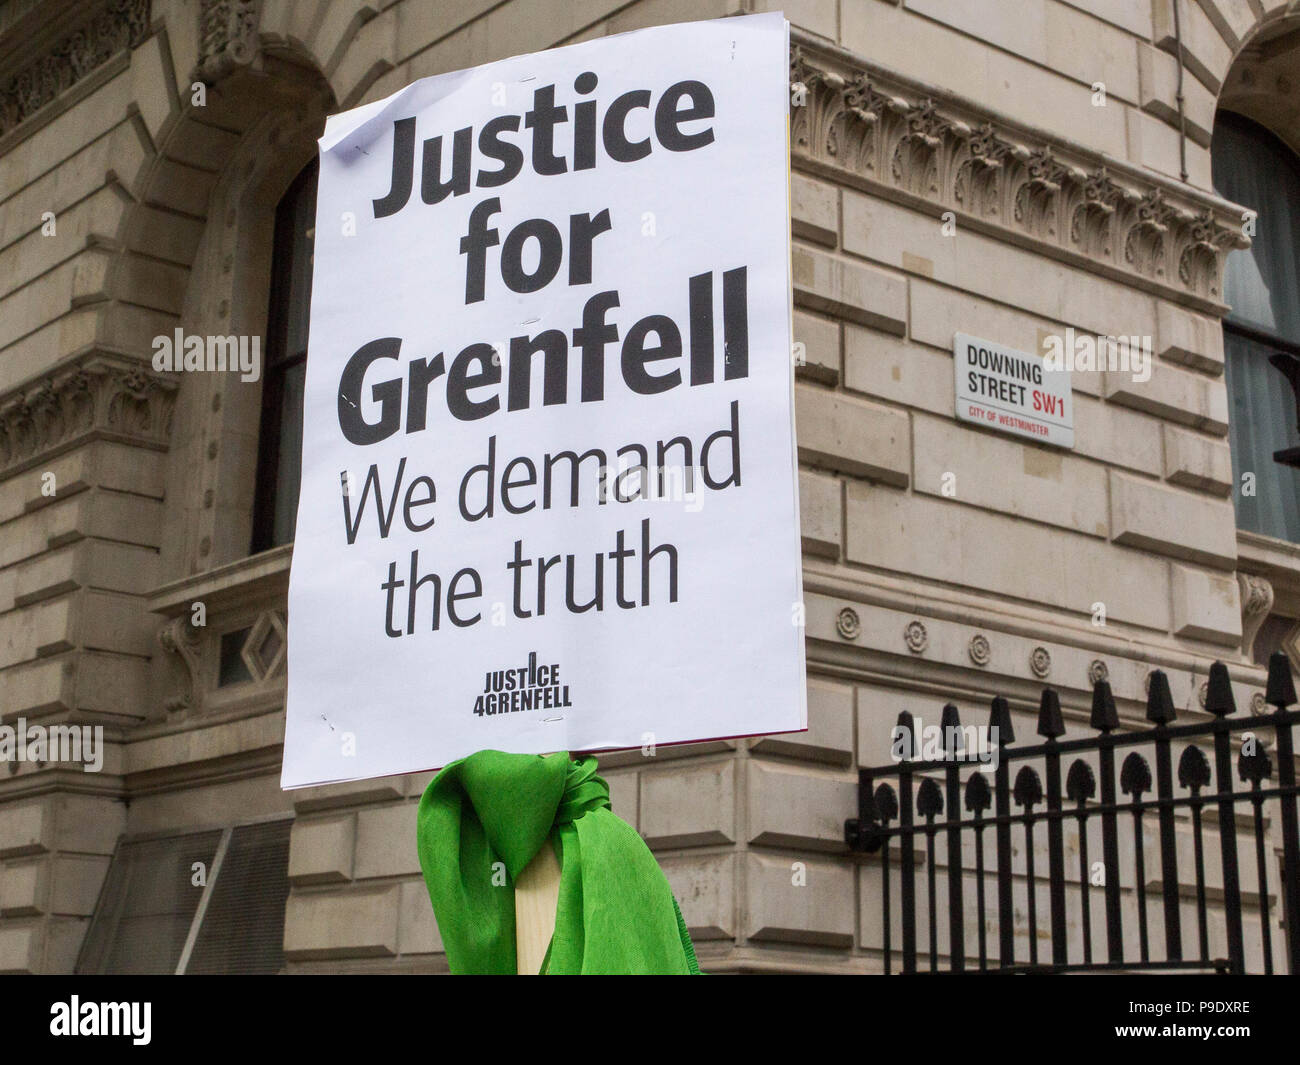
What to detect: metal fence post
<box><xmin>1038</xmin><ymin>689</ymin><xmax>1068</xmax><ymax>966</ymax></box>
<box><xmin>1092</xmin><ymin>679</ymin><xmax>1124</xmax><ymax>964</ymax></box>
<box><xmin>1264</xmin><ymin>652</ymin><xmax>1300</xmax><ymax>975</ymax></box>
<box><xmin>990</xmin><ymin>696</ymin><xmax>1015</xmax><ymax>968</ymax></box>
<box><xmin>1147</xmin><ymin>670</ymin><xmax>1182</xmax><ymax>961</ymax></box>
<box><xmin>1206</xmin><ymin>662</ymin><xmax>1246</xmax><ymax>973</ymax></box>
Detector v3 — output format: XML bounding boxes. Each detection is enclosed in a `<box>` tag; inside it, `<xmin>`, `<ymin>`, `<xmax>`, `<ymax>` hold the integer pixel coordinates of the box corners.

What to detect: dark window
<box><xmin>218</xmin><ymin>626</ymin><xmax>254</xmax><ymax>686</ymax></box>
<box><xmin>76</xmin><ymin>821</ymin><xmax>292</xmax><ymax>975</ymax></box>
<box><xmin>251</xmin><ymin>160</ymin><xmax>318</xmax><ymax>553</ymax></box>
<box><xmin>1211</xmin><ymin>113</ymin><xmax>1300</xmax><ymax>541</ymax></box>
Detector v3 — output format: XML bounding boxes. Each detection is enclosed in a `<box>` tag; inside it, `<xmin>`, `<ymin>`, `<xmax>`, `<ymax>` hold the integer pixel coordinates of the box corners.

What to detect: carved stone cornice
<box><xmin>0</xmin><ymin>353</ymin><xmax>177</xmax><ymax>477</ymax></box>
<box><xmin>0</xmin><ymin>0</ymin><xmax>149</xmax><ymax>137</ymax></box>
<box><xmin>789</xmin><ymin>37</ymin><xmax>1249</xmax><ymax>312</ymax></box>
<box><xmin>193</xmin><ymin>0</ymin><xmax>261</xmax><ymax>85</ymax></box>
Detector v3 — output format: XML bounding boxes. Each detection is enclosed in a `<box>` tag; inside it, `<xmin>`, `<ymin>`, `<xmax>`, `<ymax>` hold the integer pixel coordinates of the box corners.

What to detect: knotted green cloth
<box><xmin>417</xmin><ymin>750</ymin><xmax>701</xmax><ymax>974</ymax></box>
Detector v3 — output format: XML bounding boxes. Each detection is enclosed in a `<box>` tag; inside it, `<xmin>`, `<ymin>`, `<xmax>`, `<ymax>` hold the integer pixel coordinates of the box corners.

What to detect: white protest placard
<box><xmin>953</xmin><ymin>332</ymin><xmax>1074</xmax><ymax>449</ymax></box>
<box><xmin>281</xmin><ymin>13</ymin><xmax>805</xmax><ymax>788</ymax></box>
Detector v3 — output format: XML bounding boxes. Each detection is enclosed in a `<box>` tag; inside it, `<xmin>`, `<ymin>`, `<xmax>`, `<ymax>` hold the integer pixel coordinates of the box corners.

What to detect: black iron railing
<box><xmin>845</xmin><ymin>653</ymin><xmax>1300</xmax><ymax>974</ymax></box>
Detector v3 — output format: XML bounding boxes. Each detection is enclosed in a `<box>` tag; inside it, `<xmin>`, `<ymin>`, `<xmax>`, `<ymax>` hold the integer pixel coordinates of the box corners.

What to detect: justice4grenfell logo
<box><xmin>474</xmin><ymin>651</ymin><xmax>571</xmax><ymax>716</ymax></box>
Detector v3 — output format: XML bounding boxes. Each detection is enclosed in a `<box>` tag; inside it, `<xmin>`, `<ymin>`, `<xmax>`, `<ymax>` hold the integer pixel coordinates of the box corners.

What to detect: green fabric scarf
<box><xmin>417</xmin><ymin>750</ymin><xmax>701</xmax><ymax>974</ymax></box>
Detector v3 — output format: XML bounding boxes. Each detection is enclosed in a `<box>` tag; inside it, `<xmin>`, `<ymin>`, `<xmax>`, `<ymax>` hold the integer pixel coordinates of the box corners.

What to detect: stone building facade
<box><xmin>0</xmin><ymin>0</ymin><xmax>1297</xmax><ymax>973</ymax></box>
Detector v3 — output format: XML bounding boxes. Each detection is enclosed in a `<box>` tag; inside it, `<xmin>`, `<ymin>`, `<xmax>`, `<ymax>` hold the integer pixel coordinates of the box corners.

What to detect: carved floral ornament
<box><xmin>836</xmin><ymin>606</ymin><xmax>861</xmax><ymax>640</ymax></box>
<box><xmin>788</xmin><ymin>46</ymin><xmax>1247</xmax><ymax>304</ymax></box>
<box><xmin>1029</xmin><ymin>646</ymin><xmax>1052</xmax><ymax>678</ymax></box>
<box><xmin>0</xmin><ymin>0</ymin><xmax>261</xmax><ymax>128</ymax></box>
<box><xmin>0</xmin><ymin>0</ymin><xmax>150</xmax><ymax>137</ymax></box>
<box><xmin>0</xmin><ymin>358</ymin><xmax>176</xmax><ymax>473</ymax></box>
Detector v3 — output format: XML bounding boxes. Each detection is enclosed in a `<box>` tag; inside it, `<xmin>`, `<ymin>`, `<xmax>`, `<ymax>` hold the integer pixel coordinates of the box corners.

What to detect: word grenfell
<box><xmin>337</xmin><ymin>267</ymin><xmax>749</xmax><ymax>445</ymax></box>
<box><xmin>474</xmin><ymin>651</ymin><xmax>571</xmax><ymax>716</ymax></box>
<box><xmin>371</xmin><ymin>74</ymin><xmax>715</xmax><ymax>217</ymax></box>
<box><xmin>152</xmin><ymin>328</ymin><xmax>260</xmax><ymax>382</ymax></box>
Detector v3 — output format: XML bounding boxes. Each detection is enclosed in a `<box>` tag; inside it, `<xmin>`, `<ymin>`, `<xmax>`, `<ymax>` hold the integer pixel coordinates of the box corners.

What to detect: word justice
<box><xmin>371</xmin><ymin>74</ymin><xmax>716</xmax><ymax>217</ymax></box>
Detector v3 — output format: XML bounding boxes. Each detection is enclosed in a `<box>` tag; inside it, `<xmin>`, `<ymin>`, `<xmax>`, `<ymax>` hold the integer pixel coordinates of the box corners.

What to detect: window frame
<box><xmin>250</xmin><ymin>157</ymin><xmax>319</xmax><ymax>554</ymax></box>
<box><xmin>1214</xmin><ymin>110</ymin><xmax>1300</xmax><ymax>541</ymax></box>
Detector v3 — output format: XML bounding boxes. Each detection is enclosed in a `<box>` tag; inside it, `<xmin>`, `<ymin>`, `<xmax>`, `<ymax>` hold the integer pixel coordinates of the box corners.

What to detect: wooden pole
<box><xmin>514</xmin><ymin>838</ymin><xmax>561</xmax><ymax>974</ymax></box>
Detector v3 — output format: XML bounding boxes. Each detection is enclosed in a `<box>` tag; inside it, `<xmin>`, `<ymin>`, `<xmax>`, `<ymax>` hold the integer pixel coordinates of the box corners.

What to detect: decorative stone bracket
<box><xmin>1238</xmin><ymin>572</ymin><xmax>1274</xmax><ymax>659</ymax></box>
<box><xmin>193</xmin><ymin>0</ymin><xmax>261</xmax><ymax>85</ymax></box>
<box><xmin>158</xmin><ymin>614</ymin><xmax>203</xmax><ymax>714</ymax></box>
<box><xmin>789</xmin><ymin>39</ymin><xmax>1249</xmax><ymax>310</ymax></box>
